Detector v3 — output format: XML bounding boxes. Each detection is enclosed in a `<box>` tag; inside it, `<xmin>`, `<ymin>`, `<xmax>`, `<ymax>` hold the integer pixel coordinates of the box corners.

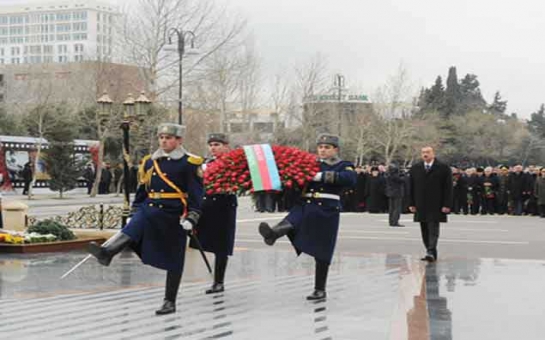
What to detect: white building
<box><xmin>0</xmin><ymin>0</ymin><xmax>117</xmax><ymax>65</ymax></box>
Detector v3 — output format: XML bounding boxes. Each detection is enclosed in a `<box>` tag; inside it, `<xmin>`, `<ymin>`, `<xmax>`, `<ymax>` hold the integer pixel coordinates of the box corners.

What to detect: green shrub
<box><xmin>28</xmin><ymin>220</ymin><xmax>76</xmax><ymax>241</ymax></box>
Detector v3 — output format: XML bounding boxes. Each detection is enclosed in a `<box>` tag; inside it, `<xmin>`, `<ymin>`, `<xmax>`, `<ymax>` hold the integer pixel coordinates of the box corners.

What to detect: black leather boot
<box><xmin>156</xmin><ymin>271</ymin><xmax>182</xmax><ymax>315</ymax></box>
<box><xmin>87</xmin><ymin>232</ymin><xmax>132</xmax><ymax>266</ymax></box>
<box><xmin>258</xmin><ymin>219</ymin><xmax>294</xmax><ymax>246</ymax></box>
<box><xmin>307</xmin><ymin>259</ymin><xmax>329</xmax><ymax>301</ymax></box>
<box><xmin>206</xmin><ymin>255</ymin><xmax>228</xmax><ymax>294</ymax></box>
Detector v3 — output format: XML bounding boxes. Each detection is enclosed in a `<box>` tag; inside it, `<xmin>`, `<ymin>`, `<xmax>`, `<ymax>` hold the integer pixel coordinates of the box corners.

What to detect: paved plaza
<box><xmin>1</xmin><ymin>195</ymin><xmax>545</xmax><ymax>339</ymax></box>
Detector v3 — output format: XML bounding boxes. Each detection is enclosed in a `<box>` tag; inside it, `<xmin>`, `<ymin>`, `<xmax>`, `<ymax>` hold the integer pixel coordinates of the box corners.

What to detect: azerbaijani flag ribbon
<box><xmin>243</xmin><ymin>144</ymin><xmax>282</xmax><ymax>192</ymax></box>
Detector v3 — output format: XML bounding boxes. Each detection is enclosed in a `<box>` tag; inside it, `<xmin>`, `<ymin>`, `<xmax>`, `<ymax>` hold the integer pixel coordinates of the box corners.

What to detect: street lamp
<box><xmin>333</xmin><ymin>74</ymin><xmax>345</xmax><ymax>136</ymax></box>
<box><xmin>166</xmin><ymin>28</ymin><xmax>198</xmax><ymax>125</ymax></box>
<box><xmin>97</xmin><ymin>91</ymin><xmax>151</xmax><ymax>228</ymax></box>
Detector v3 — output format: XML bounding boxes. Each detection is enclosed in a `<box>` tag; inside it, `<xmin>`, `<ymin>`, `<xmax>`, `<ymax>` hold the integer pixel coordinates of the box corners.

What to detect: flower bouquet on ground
<box><xmin>204</xmin><ymin>145</ymin><xmax>320</xmax><ymax>195</ymax></box>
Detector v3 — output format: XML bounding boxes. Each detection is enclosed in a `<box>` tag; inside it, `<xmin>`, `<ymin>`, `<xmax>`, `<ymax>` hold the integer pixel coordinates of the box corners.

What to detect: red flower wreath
<box><xmin>203</xmin><ymin>145</ymin><xmax>320</xmax><ymax>195</ymax></box>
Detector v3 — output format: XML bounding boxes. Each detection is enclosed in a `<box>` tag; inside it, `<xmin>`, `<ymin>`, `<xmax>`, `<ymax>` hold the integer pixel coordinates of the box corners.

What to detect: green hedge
<box><xmin>28</xmin><ymin>220</ymin><xmax>76</xmax><ymax>241</ymax></box>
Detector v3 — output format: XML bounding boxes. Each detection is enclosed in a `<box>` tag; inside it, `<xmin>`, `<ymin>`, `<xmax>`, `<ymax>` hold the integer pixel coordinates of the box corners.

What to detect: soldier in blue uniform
<box><xmin>258</xmin><ymin>134</ymin><xmax>357</xmax><ymax>300</ymax></box>
<box><xmin>87</xmin><ymin>123</ymin><xmax>204</xmax><ymax>315</ymax></box>
<box><xmin>189</xmin><ymin>133</ymin><xmax>237</xmax><ymax>294</ymax></box>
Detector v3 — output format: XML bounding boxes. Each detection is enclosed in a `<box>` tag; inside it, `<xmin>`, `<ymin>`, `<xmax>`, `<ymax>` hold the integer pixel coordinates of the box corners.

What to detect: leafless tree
<box><xmin>370</xmin><ymin>64</ymin><xmax>417</xmax><ymax>165</ymax></box>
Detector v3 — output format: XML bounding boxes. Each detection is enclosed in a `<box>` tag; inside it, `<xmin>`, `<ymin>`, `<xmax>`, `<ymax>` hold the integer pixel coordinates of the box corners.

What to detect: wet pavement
<box><xmin>1</xmin><ymin>245</ymin><xmax>545</xmax><ymax>339</ymax></box>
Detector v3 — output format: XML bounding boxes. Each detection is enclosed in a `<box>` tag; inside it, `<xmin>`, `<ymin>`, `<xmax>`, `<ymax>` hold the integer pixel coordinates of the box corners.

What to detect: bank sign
<box><xmin>304</xmin><ymin>94</ymin><xmax>370</xmax><ymax>103</ymax></box>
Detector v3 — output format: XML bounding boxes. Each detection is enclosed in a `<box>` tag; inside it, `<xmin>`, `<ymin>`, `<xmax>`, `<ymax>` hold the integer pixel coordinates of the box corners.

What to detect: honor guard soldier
<box><xmin>189</xmin><ymin>133</ymin><xmax>237</xmax><ymax>294</ymax></box>
<box><xmin>258</xmin><ymin>133</ymin><xmax>357</xmax><ymax>300</ymax></box>
<box><xmin>87</xmin><ymin>123</ymin><xmax>204</xmax><ymax>315</ymax></box>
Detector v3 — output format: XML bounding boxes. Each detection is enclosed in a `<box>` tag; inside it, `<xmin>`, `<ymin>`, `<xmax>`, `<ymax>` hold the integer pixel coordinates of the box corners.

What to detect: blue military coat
<box><xmin>122</xmin><ymin>148</ymin><xmax>204</xmax><ymax>272</ymax></box>
<box><xmin>190</xmin><ymin>158</ymin><xmax>238</xmax><ymax>256</ymax></box>
<box><xmin>286</xmin><ymin>157</ymin><xmax>357</xmax><ymax>264</ymax></box>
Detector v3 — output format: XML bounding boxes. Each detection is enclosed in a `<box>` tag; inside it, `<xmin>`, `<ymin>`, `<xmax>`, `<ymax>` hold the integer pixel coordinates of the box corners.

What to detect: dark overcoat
<box><xmin>285</xmin><ymin>158</ymin><xmax>357</xmax><ymax>264</ymax></box>
<box><xmin>122</xmin><ymin>151</ymin><xmax>203</xmax><ymax>272</ymax></box>
<box><xmin>190</xmin><ymin>159</ymin><xmax>238</xmax><ymax>256</ymax></box>
<box><xmin>409</xmin><ymin>160</ymin><xmax>453</xmax><ymax>223</ymax></box>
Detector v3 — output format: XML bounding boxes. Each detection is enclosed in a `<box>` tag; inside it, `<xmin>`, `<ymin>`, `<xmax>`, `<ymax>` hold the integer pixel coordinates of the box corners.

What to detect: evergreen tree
<box><xmin>459</xmin><ymin>74</ymin><xmax>487</xmax><ymax>113</ymax></box>
<box><xmin>528</xmin><ymin>104</ymin><xmax>545</xmax><ymax>139</ymax></box>
<box><xmin>444</xmin><ymin>66</ymin><xmax>461</xmax><ymax>117</ymax></box>
<box><xmin>43</xmin><ymin>106</ymin><xmax>80</xmax><ymax>198</ymax></box>
<box><xmin>427</xmin><ymin>76</ymin><xmax>445</xmax><ymax>111</ymax></box>
<box><xmin>488</xmin><ymin>91</ymin><xmax>507</xmax><ymax>115</ymax></box>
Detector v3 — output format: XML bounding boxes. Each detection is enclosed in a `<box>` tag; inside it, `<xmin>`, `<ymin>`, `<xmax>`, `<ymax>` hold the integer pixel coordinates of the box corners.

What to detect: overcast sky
<box><xmin>2</xmin><ymin>0</ymin><xmax>543</xmax><ymax>117</ymax></box>
<box><xmin>219</xmin><ymin>0</ymin><xmax>545</xmax><ymax>118</ymax></box>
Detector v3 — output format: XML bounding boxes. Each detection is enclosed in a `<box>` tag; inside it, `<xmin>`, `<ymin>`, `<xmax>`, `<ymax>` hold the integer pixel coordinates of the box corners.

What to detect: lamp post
<box><xmin>166</xmin><ymin>28</ymin><xmax>197</xmax><ymax>125</ymax></box>
<box><xmin>333</xmin><ymin>74</ymin><xmax>345</xmax><ymax>136</ymax></box>
<box><xmin>97</xmin><ymin>91</ymin><xmax>151</xmax><ymax>228</ymax></box>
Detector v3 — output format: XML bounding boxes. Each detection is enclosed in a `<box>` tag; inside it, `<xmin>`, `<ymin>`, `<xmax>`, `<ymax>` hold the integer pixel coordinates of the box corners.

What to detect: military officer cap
<box><xmin>476</xmin><ymin>167</ymin><xmax>484</xmax><ymax>173</ymax></box>
<box><xmin>157</xmin><ymin>123</ymin><xmax>184</xmax><ymax>138</ymax></box>
<box><xmin>499</xmin><ymin>165</ymin><xmax>509</xmax><ymax>170</ymax></box>
<box><xmin>207</xmin><ymin>133</ymin><xmax>229</xmax><ymax>144</ymax></box>
<box><xmin>316</xmin><ymin>133</ymin><xmax>340</xmax><ymax>148</ymax></box>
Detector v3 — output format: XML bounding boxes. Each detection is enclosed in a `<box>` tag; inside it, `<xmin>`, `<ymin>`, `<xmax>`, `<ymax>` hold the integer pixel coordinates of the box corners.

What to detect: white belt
<box><xmin>303</xmin><ymin>193</ymin><xmax>340</xmax><ymax>200</ymax></box>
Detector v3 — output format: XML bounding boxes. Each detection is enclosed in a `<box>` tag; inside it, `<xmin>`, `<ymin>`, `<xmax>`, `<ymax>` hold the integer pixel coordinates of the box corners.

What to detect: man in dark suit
<box><xmin>409</xmin><ymin>146</ymin><xmax>453</xmax><ymax>262</ymax></box>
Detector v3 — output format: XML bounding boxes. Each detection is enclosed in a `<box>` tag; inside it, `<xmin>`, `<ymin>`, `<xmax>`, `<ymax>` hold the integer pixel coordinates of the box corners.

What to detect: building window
<box><xmin>0</xmin><ymin>16</ymin><xmax>7</xmax><ymax>25</ymax></box>
<box><xmin>0</xmin><ymin>38</ymin><xmax>7</xmax><ymax>45</ymax></box>
<box><xmin>9</xmin><ymin>27</ymin><xmax>24</xmax><ymax>35</ymax></box>
<box><xmin>57</xmin><ymin>34</ymin><xmax>70</xmax><ymax>41</ymax></box>
<box><xmin>74</xmin><ymin>43</ymin><xmax>84</xmax><ymax>53</ymax></box>
<box><xmin>0</xmin><ymin>59</ymin><xmax>4</xmax><ymax>64</ymax></box>
<box><xmin>44</xmin><ymin>56</ymin><xmax>53</xmax><ymax>63</ymax></box>
<box><xmin>10</xmin><ymin>16</ymin><xmax>24</xmax><ymax>25</ymax></box>
<box><xmin>43</xmin><ymin>45</ymin><xmax>53</xmax><ymax>54</ymax></box>
<box><xmin>73</xmin><ymin>33</ymin><xmax>87</xmax><ymax>41</ymax></box>
<box><xmin>56</xmin><ymin>23</ymin><xmax>71</xmax><ymax>32</ymax></box>
<box><xmin>254</xmin><ymin>122</ymin><xmax>275</xmax><ymax>133</ymax></box>
<box><xmin>0</xmin><ymin>48</ymin><xmax>3</xmax><ymax>56</ymax></box>
<box><xmin>230</xmin><ymin>123</ymin><xmax>249</xmax><ymax>133</ymax></box>
<box><xmin>58</xmin><ymin>55</ymin><xmax>68</xmax><ymax>63</ymax></box>
<box><xmin>72</xmin><ymin>22</ymin><xmax>87</xmax><ymax>31</ymax></box>
<box><xmin>74</xmin><ymin>55</ymin><xmax>84</xmax><ymax>62</ymax></box>
<box><xmin>11</xmin><ymin>58</ymin><xmax>20</xmax><ymax>64</ymax></box>
<box><xmin>56</xmin><ymin>13</ymin><xmax>71</xmax><ymax>21</ymax></box>
<box><xmin>30</xmin><ymin>45</ymin><xmax>41</xmax><ymax>54</ymax></box>
<box><xmin>10</xmin><ymin>37</ymin><xmax>24</xmax><ymax>44</ymax></box>
<box><xmin>57</xmin><ymin>44</ymin><xmax>67</xmax><ymax>54</ymax></box>
<box><xmin>0</xmin><ymin>28</ymin><xmax>7</xmax><ymax>36</ymax></box>
<box><xmin>11</xmin><ymin>47</ymin><xmax>20</xmax><ymax>55</ymax></box>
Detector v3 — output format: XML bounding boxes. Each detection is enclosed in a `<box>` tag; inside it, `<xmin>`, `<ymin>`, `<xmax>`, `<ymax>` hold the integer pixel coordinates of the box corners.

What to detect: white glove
<box><xmin>313</xmin><ymin>172</ymin><xmax>323</xmax><ymax>182</ymax></box>
<box><xmin>180</xmin><ymin>219</ymin><xmax>193</xmax><ymax>231</ymax></box>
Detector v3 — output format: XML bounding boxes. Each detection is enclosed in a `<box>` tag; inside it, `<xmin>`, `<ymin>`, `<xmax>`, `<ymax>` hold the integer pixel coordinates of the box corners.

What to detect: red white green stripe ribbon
<box><xmin>243</xmin><ymin>144</ymin><xmax>281</xmax><ymax>192</ymax></box>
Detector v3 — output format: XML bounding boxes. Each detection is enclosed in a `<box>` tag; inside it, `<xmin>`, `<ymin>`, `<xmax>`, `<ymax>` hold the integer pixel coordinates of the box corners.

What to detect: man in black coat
<box><xmin>508</xmin><ymin>165</ymin><xmax>527</xmax><ymax>216</ymax></box>
<box><xmin>385</xmin><ymin>164</ymin><xmax>405</xmax><ymax>227</ymax></box>
<box><xmin>409</xmin><ymin>146</ymin><xmax>453</xmax><ymax>262</ymax></box>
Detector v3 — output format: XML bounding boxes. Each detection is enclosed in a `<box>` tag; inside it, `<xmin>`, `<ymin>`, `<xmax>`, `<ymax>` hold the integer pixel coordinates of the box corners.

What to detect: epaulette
<box><xmin>187</xmin><ymin>153</ymin><xmax>204</xmax><ymax>166</ymax></box>
<box><xmin>138</xmin><ymin>155</ymin><xmax>152</xmax><ymax>185</ymax></box>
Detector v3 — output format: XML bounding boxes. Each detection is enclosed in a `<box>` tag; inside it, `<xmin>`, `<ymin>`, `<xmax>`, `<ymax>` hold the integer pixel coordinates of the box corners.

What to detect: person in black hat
<box><xmin>189</xmin><ymin>133</ymin><xmax>237</xmax><ymax>294</ymax></box>
<box><xmin>365</xmin><ymin>166</ymin><xmax>386</xmax><ymax>213</ymax></box>
<box><xmin>258</xmin><ymin>133</ymin><xmax>356</xmax><ymax>300</ymax></box>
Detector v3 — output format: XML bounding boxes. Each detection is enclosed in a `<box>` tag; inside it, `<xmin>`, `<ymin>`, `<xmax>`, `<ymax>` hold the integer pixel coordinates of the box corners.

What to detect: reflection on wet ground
<box><xmin>1</xmin><ymin>249</ymin><xmax>545</xmax><ymax>339</ymax></box>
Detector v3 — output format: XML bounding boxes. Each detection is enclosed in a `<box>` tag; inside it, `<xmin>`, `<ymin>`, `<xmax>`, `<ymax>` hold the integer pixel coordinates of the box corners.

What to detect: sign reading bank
<box><xmin>304</xmin><ymin>94</ymin><xmax>371</xmax><ymax>103</ymax></box>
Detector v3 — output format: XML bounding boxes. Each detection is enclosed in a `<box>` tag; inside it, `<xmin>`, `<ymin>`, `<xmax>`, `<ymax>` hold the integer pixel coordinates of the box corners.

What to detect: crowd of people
<box><xmin>341</xmin><ymin>163</ymin><xmax>545</xmax><ymax>218</ymax></box>
<box><xmin>253</xmin><ymin>163</ymin><xmax>545</xmax><ymax>219</ymax></box>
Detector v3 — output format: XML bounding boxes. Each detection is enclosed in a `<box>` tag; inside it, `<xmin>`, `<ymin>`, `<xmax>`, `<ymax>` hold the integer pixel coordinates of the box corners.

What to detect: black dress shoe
<box><xmin>390</xmin><ymin>224</ymin><xmax>405</xmax><ymax>227</ymax></box>
<box><xmin>420</xmin><ymin>253</ymin><xmax>436</xmax><ymax>262</ymax></box>
<box><xmin>306</xmin><ymin>290</ymin><xmax>327</xmax><ymax>301</ymax></box>
<box><xmin>205</xmin><ymin>283</ymin><xmax>224</xmax><ymax>294</ymax></box>
<box><xmin>155</xmin><ymin>300</ymin><xmax>176</xmax><ymax>315</ymax></box>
